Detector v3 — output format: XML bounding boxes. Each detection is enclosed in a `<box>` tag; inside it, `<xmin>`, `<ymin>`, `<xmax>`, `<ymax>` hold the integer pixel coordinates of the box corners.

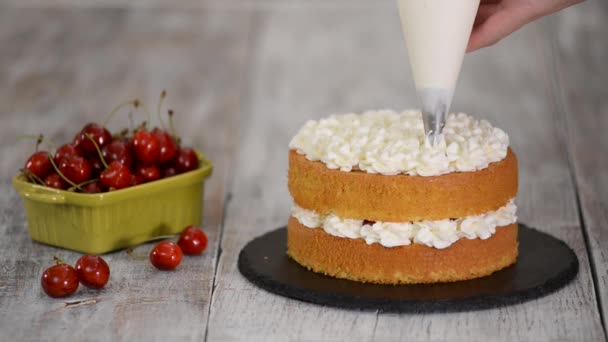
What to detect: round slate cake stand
<box><xmin>238</xmin><ymin>223</ymin><xmax>578</xmax><ymax>313</ymax></box>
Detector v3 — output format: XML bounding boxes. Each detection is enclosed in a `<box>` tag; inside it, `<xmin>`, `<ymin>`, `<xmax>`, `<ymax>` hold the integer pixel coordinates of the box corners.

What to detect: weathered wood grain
<box><xmin>206</xmin><ymin>4</ymin><xmax>606</xmax><ymax>342</ymax></box>
<box><xmin>548</xmin><ymin>0</ymin><xmax>608</xmax><ymax>332</ymax></box>
<box><xmin>0</xmin><ymin>8</ymin><xmax>253</xmax><ymax>341</ymax></box>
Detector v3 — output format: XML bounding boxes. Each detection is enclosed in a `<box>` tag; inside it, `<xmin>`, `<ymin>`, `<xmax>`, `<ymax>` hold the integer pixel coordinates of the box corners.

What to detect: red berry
<box><xmin>59</xmin><ymin>156</ymin><xmax>92</xmax><ymax>184</ymax></box>
<box><xmin>175</xmin><ymin>148</ymin><xmax>199</xmax><ymax>173</ymax></box>
<box><xmin>77</xmin><ymin>123</ymin><xmax>112</xmax><ymax>154</ymax></box>
<box><xmin>54</xmin><ymin>143</ymin><xmax>81</xmax><ymax>167</ymax></box>
<box><xmin>162</xmin><ymin>166</ymin><xmax>179</xmax><ymax>178</ymax></box>
<box><xmin>135</xmin><ymin>164</ymin><xmax>161</xmax><ymax>183</ymax></box>
<box><xmin>41</xmin><ymin>263</ymin><xmax>79</xmax><ymax>298</ymax></box>
<box><xmin>102</xmin><ymin>140</ymin><xmax>134</xmax><ymax>169</ymax></box>
<box><xmin>177</xmin><ymin>226</ymin><xmax>208</xmax><ymax>255</ymax></box>
<box><xmin>89</xmin><ymin>154</ymin><xmax>105</xmax><ymax>178</ymax></box>
<box><xmin>44</xmin><ymin>173</ymin><xmax>67</xmax><ymax>190</ymax></box>
<box><xmin>25</xmin><ymin>151</ymin><xmax>52</xmax><ymax>180</ymax></box>
<box><xmin>152</xmin><ymin>128</ymin><xmax>177</xmax><ymax>164</ymax></box>
<box><xmin>132</xmin><ymin>129</ymin><xmax>160</xmax><ymax>165</ymax></box>
<box><xmin>100</xmin><ymin>161</ymin><xmax>132</xmax><ymax>190</ymax></box>
<box><xmin>81</xmin><ymin>182</ymin><xmax>103</xmax><ymax>193</ymax></box>
<box><xmin>149</xmin><ymin>241</ymin><xmax>182</xmax><ymax>270</ymax></box>
<box><xmin>75</xmin><ymin>255</ymin><xmax>110</xmax><ymax>289</ymax></box>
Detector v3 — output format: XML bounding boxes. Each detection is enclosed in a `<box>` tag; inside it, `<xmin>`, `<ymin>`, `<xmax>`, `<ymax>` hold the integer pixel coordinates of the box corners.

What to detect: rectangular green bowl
<box><xmin>12</xmin><ymin>152</ymin><xmax>212</xmax><ymax>254</ymax></box>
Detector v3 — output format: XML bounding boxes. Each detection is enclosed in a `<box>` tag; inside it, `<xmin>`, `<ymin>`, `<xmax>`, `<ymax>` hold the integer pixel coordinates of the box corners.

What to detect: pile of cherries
<box><xmin>23</xmin><ymin>93</ymin><xmax>199</xmax><ymax>193</ymax></box>
<box><xmin>41</xmin><ymin>225</ymin><xmax>208</xmax><ymax>298</ymax></box>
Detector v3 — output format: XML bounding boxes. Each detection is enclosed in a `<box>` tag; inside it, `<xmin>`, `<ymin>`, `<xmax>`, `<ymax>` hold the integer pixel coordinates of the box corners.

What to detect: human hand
<box><xmin>467</xmin><ymin>0</ymin><xmax>584</xmax><ymax>52</ymax></box>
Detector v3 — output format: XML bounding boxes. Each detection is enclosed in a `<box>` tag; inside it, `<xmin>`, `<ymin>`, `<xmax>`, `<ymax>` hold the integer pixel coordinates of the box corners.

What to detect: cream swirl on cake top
<box><xmin>289</xmin><ymin>110</ymin><xmax>509</xmax><ymax>176</ymax></box>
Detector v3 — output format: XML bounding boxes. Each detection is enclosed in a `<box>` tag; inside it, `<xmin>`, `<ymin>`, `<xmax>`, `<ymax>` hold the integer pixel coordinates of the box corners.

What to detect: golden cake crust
<box><xmin>288</xmin><ymin>148</ymin><xmax>518</xmax><ymax>222</ymax></box>
<box><xmin>287</xmin><ymin>217</ymin><xmax>518</xmax><ymax>284</ymax></box>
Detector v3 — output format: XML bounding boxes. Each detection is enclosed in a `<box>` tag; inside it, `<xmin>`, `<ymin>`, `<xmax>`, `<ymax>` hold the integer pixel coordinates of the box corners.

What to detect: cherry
<box><xmin>77</xmin><ymin>123</ymin><xmax>112</xmax><ymax>154</ymax></box>
<box><xmin>100</xmin><ymin>161</ymin><xmax>131</xmax><ymax>191</ymax></box>
<box><xmin>177</xmin><ymin>226</ymin><xmax>208</xmax><ymax>255</ymax></box>
<box><xmin>132</xmin><ymin>129</ymin><xmax>160</xmax><ymax>165</ymax></box>
<box><xmin>102</xmin><ymin>140</ymin><xmax>134</xmax><ymax>169</ymax></box>
<box><xmin>59</xmin><ymin>156</ymin><xmax>92</xmax><ymax>184</ymax></box>
<box><xmin>89</xmin><ymin>154</ymin><xmax>105</xmax><ymax>178</ymax></box>
<box><xmin>363</xmin><ymin>220</ymin><xmax>376</xmax><ymax>226</ymax></box>
<box><xmin>152</xmin><ymin>128</ymin><xmax>177</xmax><ymax>164</ymax></box>
<box><xmin>162</xmin><ymin>166</ymin><xmax>179</xmax><ymax>178</ymax></box>
<box><xmin>81</xmin><ymin>182</ymin><xmax>103</xmax><ymax>194</ymax></box>
<box><xmin>54</xmin><ymin>143</ymin><xmax>81</xmax><ymax>167</ymax></box>
<box><xmin>175</xmin><ymin>148</ymin><xmax>199</xmax><ymax>173</ymax></box>
<box><xmin>149</xmin><ymin>241</ymin><xmax>182</xmax><ymax>270</ymax></box>
<box><xmin>41</xmin><ymin>263</ymin><xmax>79</xmax><ymax>298</ymax></box>
<box><xmin>44</xmin><ymin>173</ymin><xmax>67</xmax><ymax>190</ymax></box>
<box><xmin>75</xmin><ymin>255</ymin><xmax>110</xmax><ymax>289</ymax></box>
<box><xmin>24</xmin><ymin>151</ymin><xmax>53</xmax><ymax>180</ymax></box>
<box><xmin>135</xmin><ymin>164</ymin><xmax>161</xmax><ymax>183</ymax></box>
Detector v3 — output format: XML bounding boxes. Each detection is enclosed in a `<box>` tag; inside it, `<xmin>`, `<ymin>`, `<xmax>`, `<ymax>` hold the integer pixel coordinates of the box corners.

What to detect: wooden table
<box><xmin>0</xmin><ymin>1</ymin><xmax>606</xmax><ymax>341</ymax></box>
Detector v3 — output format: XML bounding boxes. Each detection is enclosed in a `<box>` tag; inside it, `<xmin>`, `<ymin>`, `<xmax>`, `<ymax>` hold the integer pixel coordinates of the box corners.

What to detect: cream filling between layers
<box><xmin>291</xmin><ymin>199</ymin><xmax>517</xmax><ymax>249</ymax></box>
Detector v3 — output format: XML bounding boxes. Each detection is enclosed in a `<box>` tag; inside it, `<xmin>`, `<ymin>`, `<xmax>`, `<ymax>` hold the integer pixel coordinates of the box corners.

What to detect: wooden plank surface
<box><xmin>0</xmin><ymin>8</ymin><xmax>253</xmax><ymax>341</ymax></box>
<box><xmin>549</xmin><ymin>0</ymin><xmax>608</xmax><ymax>330</ymax></box>
<box><xmin>206</xmin><ymin>4</ymin><xmax>606</xmax><ymax>342</ymax></box>
<box><xmin>0</xmin><ymin>1</ymin><xmax>606</xmax><ymax>341</ymax></box>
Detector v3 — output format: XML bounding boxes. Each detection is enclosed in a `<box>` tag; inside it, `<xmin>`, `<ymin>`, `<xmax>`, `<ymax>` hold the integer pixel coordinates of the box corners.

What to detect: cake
<box><xmin>286</xmin><ymin>110</ymin><xmax>518</xmax><ymax>284</ymax></box>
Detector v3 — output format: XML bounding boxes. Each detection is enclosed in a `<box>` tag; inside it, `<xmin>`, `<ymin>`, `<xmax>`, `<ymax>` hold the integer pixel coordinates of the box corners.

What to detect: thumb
<box><xmin>467</xmin><ymin>6</ymin><xmax>533</xmax><ymax>52</ymax></box>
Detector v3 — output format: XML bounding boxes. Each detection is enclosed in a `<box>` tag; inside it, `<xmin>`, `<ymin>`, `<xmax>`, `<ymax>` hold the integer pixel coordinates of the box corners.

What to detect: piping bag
<box><xmin>397</xmin><ymin>0</ymin><xmax>480</xmax><ymax>144</ymax></box>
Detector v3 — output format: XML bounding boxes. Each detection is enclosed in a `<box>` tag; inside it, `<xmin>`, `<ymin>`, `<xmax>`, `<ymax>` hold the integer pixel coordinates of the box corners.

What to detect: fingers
<box><xmin>467</xmin><ymin>5</ymin><xmax>532</xmax><ymax>52</ymax></box>
<box><xmin>473</xmin><ymin>3</ymin><xmax>502</xmax><ymax>28</ymax></box>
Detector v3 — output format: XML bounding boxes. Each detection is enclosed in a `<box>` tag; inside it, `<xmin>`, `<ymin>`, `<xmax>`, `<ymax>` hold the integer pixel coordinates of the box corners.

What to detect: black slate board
<box><xmin>238</xmin><ymin>223</ymin><xmax>578</xmax><ymax>313</ymax></box>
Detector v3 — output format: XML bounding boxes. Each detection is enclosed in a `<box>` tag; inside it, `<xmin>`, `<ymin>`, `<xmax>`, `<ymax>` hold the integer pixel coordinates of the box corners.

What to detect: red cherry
<box><xmin>135</xmin><ymin>164</ymin><xmax>161</xmax><ymax>183</ymax></box>
<box><xmin>75</xmin><ymin>255</ymin><xmax>110</xmax><ymax>289</ymax></box>
<box><xmin>89</xmin><ymin>154</ymin><xmax>105</xmax><ymax>178</ymax></box>
<box><xmin>152</xmin><ymin>128</ymin><xmax>177</xmax><ymax>164</ymax></box>
<box><xmin>59</xmin><ymin>156</ymin><xmax>92</xmax><ymax>184</ymax></box>
<box><xmin>177</xmin><ymin>226</ymin><xmax>208</xmax><ymax>255</ymax></box>
<box><xmin>81</xmin><ymin>182</ymin><xmax>103</xmax><ymax>193</ymax></box>
<box><xmin>100</xmin><ymin>161</ymin><xmax>131</xmax><ymax>190</ymax></box>
<box><xmin>130</xmin><ymin>173</ymin><xmax>145</xmax><ymax>186</ymax></box>
<box><xmin>162</xmin><ymin>166</ymin><xmax>179</xmax><ymax>178</ymax></box>
<box><xmin>25</xmin><ymin>151</ymin><xmax>52</xmax><ymax>180</ymax></box>
<box><xmin>149</xmin><ymin>241</ymin><xmax>182</xmax><ymax>270</ymax></box>
<box><xmin>77</xmin><ymin>123</ymin><xmax>112</xmax><ymax>154</ymax></box>
<box><xmin>132</xmin><ymin>129</ymin><xmax>160</xmax><ymax>165</ymax></box>
<box><xmin>54</xmin><ymin>143</ymin><xmax>81</xmax><ymax>167</ymax></box>
<box><xmin>175</xmin><ymin>148</ymin><xmax>199</xmax><ymax>173</ymax></box>
<box><xmin>44</xmin><ymin>173</ymin><xmax>67</xmax><ymax>190</ymax></box>
<box><xmin>41</xmin><ymin>263</ymin><xmax>79</xmax><ymax>298</ymax></box>
<box><xmin>102</xmin><ymin>140</ymin><xmax>134</xmax><ymax>169</ymax></box>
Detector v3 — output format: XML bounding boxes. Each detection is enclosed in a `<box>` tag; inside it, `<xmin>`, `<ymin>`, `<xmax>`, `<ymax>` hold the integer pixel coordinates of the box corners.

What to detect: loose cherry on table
<box><xmin>177</xmin><ymin>226</ymin><xmax>208</xmax><ymax>255</ymax></box>
<box><xmin>132</xmin><ymin>129</ymin><xmax>160</xmax><ymax>165</ymax></box>
<box><xmin>24</xmin><ymin>151</ymin><xmax>53</xmax><ymax>180</ymax></box>
<box><xmin>41</xmin><ymin>262</ymin><xmax>79</xmax><ymax>298</ymax></box>
<box><xmin>75</xmin><ymin>255</ymin><xmax>110</xmax><ymax>289</ymax></box>
<box><xmin>149</xmin><ymin>241</ymin><xmax>183</xmax><ymax>270</ymax></box>
<box><xmin>175</xmin><ymin>148</ymin><xmax>199</xmax><ymax>173</ymax></box>
<box><xmin>100</xmin><ymin>161</ymin><xmax>132</xmax><ymax>191</ymax></box>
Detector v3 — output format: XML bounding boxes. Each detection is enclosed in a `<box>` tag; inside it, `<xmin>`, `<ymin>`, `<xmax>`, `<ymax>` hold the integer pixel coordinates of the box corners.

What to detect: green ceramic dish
<box><xmin>12</xmin><ymin>151</ymin><xmax>212</xmax><ymax>254</ymax></box>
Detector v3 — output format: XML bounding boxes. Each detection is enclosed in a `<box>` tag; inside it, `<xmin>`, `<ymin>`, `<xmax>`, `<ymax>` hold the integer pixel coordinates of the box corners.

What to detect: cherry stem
<box><xmin>168</xmin><ymin>109</ymin><xmax>177</xmax><ymax>138</ymax></box>
<box><xmin>157</xmin><ymin>90</ymin><xmax>167</xmax><ymax>130</ymax></box>
<box><xmin>103</xmin><ymin>99</ymin><xmax>139</xmax><ymax>127</ymax></box>
<box><xmin>47</xmin><ymin>153</ymin><xmax>80</xmax><ymax>190</ymax></box>
<box><xmin>68</xmin><ymin>178</ymin><xmax>99</xmax><ymax>192</ymax></box>
<box><xmin>136</xmin><ymin>100</ymin><xmax>152</xmax><ymax>127</ymax></box>
<box><xmin>84</xmin><ymin>134</ymin><xmax>109</xmax><ymax>169</ymax></box>
<box><xmin>23</xmin><ymin>169</ymin><xmax>45</xmax><ymax>185</ymax></box>
<box><xmin>53</xmin><ymin>256</ymin><xmax>66</xmax><ymax>265</ymax></box>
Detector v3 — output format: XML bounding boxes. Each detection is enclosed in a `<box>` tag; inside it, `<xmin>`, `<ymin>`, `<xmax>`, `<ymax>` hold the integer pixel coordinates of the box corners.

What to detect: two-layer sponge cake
<box><xmin>287</xmin><ymin>110</ymin><xmax>518</xmax><ymax>284</ymax></box>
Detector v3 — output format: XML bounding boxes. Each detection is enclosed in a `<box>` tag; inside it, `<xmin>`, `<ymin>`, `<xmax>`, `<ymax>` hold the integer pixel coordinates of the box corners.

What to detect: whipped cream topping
<box><xmin>291</xmin><ymin>199</ymin><xmax>517</xmax><ymax>249</ymax></box>
<box><xmin>289</xmin><ymin>110</ymin><xmax>509</xmax><ymax>176</ymax></box>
